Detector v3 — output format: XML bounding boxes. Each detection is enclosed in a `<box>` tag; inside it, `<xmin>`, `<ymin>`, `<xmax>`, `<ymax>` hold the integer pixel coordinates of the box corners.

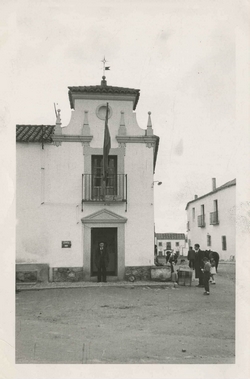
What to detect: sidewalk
<box><xmin>16</xmin><ymin>261</ymin><xmax>234</xmax><ymax>292</ymax></box>
<box><xmin>16</xmin><ymin>280</ymin><xmax>176</xmax><ymax>291</ymax></box>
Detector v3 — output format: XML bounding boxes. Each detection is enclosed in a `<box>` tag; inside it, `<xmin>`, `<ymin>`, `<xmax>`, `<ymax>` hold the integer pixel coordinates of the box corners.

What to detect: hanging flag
<box><xmin>105</xmin><ymin>66</ymin><xmax>110</xmax><ymax>70</ymax></box>
<box><xmin>103</xmin><ymin>103</ymin><xmax>111</xmax><ymax>181</ymax></box>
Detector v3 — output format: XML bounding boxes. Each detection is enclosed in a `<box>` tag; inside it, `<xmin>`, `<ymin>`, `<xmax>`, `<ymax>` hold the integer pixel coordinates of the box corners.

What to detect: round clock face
<box><xmin>96</xmin><ymin>104</ymin><xmax>112</xmax><ymax>120</ymax></box>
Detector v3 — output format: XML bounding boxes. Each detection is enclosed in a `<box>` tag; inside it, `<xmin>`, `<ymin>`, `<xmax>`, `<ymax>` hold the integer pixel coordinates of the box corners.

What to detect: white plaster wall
<box><xmin>16</xmin><ymin>142</ymin><xmax>84</xmax><ymax>267</ymax></box>
<box><xmin>44</xmin><ymin>143</ymin><xmax>83</xmax><ymax>204</ymax></box>
<box><xmin>124</xmin><ymin>143</ymin><xmax>155</xmax><ymax>266</ymax></box>
<box><xmin>186</xmin><ymin>186</ymin><xmax>236</xmax><ymax>260</ymax></box>
<box><xmin>64</xmin><ymin>99</ymin><xmax>144</xmax><ymax>138</ymax></box>
<box><xmin>16</xmin><ymin>143</ymin><xmax>46</xmax><ymax>263</ymax></box>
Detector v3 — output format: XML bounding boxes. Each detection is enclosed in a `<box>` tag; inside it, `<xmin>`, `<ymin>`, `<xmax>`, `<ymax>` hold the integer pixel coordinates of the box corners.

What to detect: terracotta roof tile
<box><xmin>16</xmin><ymin>125</ymin><xmax>55</xmax><ymax>143</ymax></box>
<box><xmin>68</xmin><ymin>85</ymin><xmax>140</xmax><ymax>110</ymax></box>
<box><xmin>155</xmin><ymin>233</ymin><xmax>186</xmax><ymax>240</ymax></box>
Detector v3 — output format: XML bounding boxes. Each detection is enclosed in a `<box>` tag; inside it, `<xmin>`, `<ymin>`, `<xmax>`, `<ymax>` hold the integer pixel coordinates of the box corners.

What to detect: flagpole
<box><xmin>102</xmin><ymin>102</ymin><xmax>111</xmax><ymax>197</ymax></box>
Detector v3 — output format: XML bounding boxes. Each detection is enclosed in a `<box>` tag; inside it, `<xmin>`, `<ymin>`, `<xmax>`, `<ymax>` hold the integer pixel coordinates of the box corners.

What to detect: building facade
<box><xmin>155</xmin><ymin>233</ymin><xmax>186</xmax><ymax>256</ymax></box>
<box><xmin>185</xmin><ymin>178</ymin><xmax>236</xmax><ymax>260</ymax></box>
<box><xmin>16</xmin><ymin>76</ymin><xmax>160</xmax><ymax>282</ymax></box>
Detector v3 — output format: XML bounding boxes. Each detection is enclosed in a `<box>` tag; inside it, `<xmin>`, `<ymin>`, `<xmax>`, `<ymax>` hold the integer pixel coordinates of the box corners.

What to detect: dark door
<box><xmin>91</xmin><ymin>227</ymin><xmax>117</xmax><ymax>276</ymax></box>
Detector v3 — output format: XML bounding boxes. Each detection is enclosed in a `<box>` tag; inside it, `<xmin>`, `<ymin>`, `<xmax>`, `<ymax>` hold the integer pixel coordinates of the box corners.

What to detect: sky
<box><xmin>1</xmin><ymin>0</ymin><xmax>249</xmax><ymax>235</ymax></box>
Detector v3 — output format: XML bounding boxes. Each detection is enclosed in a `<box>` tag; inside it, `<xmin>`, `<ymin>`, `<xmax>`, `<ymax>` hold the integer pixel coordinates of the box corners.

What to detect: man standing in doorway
<box><xmin>194</xmin><ymin>243</ymin><xmax>205</xmax><ymax>287</ymax></box>
<box><xmin>95</xmin><ymin>242</ymin><xmax>109</xmax><ymax>283</ymax></box>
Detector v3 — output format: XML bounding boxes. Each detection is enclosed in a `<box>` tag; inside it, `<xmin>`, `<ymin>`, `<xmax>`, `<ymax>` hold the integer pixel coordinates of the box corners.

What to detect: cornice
<box><xmin>116</xmin><ymin>135</ymin><xmax>158</xmax><ymax>144</ymax></box>
<box><xmin>70</xmin><ymin>93</ymin><xmax>137</xmax><ymax>108</ymax></box>
<box><xmin>52</xmin><ymin>135</ymin><xmax>93</xmax><ymax>143</ymax></box>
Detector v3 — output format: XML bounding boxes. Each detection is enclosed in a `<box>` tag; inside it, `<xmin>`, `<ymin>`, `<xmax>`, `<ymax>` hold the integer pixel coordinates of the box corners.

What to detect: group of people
<box><xmin>187</xmin><ymin>244</ymin><xmax>219</xmax><ymax>295</ymax></box>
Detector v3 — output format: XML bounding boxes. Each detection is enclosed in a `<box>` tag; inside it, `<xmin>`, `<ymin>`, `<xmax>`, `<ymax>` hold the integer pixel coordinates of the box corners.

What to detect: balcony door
<box><xmin>92</xmin><ymin>155</ymin><xmax>117</xmax><ymax>199</ymax></box>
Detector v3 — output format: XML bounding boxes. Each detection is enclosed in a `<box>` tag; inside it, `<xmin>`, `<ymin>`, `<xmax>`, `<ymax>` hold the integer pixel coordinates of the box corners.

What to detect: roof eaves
<box><xmin>68</xmin><ymin>85</ymin><xmax>140</xmax><ymax>110</ymax></box>
<box><xmin>185</xmin><ymin>179</ymin><xmax>236</xmax><ymax>210</ymax></box>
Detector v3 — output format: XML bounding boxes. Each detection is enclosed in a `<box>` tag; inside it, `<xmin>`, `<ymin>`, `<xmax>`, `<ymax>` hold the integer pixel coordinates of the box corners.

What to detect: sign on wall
<box><xmin>62</xmin><ymin>241</ymin><xmax>71</xmax><ymax>248</ymax></box>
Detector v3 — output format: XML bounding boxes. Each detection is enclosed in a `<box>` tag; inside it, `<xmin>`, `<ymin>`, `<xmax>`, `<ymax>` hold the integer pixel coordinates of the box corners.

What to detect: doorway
<box><xmin>91</xmin><ymin>228</ymin><xmax>117</xmax><ymax>277</ymax></box>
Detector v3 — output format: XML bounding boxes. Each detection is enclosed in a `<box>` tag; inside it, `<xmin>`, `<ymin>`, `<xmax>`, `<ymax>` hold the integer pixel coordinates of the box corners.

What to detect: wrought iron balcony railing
<box><xmin>210</xmin><ymin>211</ymin><xmax>219</xmax><ymax>225</ymax></box>
<box><xmin>82</xmin><ymin>174</ymin><xmax>127</xmax><ymax>208</ymax></box>
<box><xmin>197</xmin><ymin>214</ymin><xmax>205</xmax><ymax>227</ymax></box>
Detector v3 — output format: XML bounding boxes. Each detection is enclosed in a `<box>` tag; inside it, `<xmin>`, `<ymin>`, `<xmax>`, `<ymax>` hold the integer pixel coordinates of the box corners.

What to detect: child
<box><xmin>201</xmin><ymin>257</ymin><xmax>211</xmax><ymax>295</ymax></box>
<box><xmin>209</xmin><ymin>258</ymin><xmax>216</xmax><ymax>284</ymax></box>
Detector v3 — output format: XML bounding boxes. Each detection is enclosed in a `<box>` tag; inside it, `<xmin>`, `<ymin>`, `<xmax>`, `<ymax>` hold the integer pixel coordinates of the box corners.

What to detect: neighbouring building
<box><xmin>185</xmin><ymin>178</ymin><xmax>236</xmax><ymax>260</ymax></box>
<box><xmin>155</xmin><ymin>233</ymin><xmax>187</xmax><ymax>256</ymax></box>
<box><xmin>16</xmin><ymin>75</ymin><xmax>160</xmax><ymax>283</ymax></box>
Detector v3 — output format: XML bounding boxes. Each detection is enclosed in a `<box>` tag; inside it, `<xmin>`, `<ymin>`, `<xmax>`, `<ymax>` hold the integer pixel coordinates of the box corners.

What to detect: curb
<box><xmin>16</xmin><ymin>281</ymin><xmax>176</xmax><ymax>292</ymax></box>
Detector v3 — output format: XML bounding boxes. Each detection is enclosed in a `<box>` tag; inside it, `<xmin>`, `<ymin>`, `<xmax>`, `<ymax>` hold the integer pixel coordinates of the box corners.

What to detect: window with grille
<box><xmin>222</xmin><ymin>236</ymin><xmax>227</xmax><ymax>250</ymax></box>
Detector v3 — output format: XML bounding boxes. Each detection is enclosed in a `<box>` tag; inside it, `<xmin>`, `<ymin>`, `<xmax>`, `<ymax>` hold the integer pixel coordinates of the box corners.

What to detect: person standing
<box><xmin>95</xmin><ymin>242</ymin><xmax>109</xmax><ymax>283</ymax></box>
<box><xmin>209</xmin><ymin>257</ymin><xmax>216</xmax><ymax>284</ymax></box>
<box><xmin>201</xmin><ymin>257</ymin><xmax>211</xmax><ymax>295</ymax></box>
<box><xmin>194</xmin><ymin>243</ymin><xmax>205</xmax><ymax>287</ymax></box>
<box><xmin>187</xmin><ymin>246</ymin><xmax>196</xmax><ymax>269</ymax></box>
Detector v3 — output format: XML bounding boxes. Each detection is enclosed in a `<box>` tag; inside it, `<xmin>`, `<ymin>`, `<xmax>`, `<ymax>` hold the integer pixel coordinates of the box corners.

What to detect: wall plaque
<box><xmin>62</xmin><ymin>241</ymin><xmax>71</xmax><ymax>248</ymax></box>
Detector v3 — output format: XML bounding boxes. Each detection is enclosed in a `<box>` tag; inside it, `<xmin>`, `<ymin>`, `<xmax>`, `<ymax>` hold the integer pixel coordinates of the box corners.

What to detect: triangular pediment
<box><xmin>81</xmin><ymin>209</ymin><xmax>127</xmax><ymax>224</ymax></box>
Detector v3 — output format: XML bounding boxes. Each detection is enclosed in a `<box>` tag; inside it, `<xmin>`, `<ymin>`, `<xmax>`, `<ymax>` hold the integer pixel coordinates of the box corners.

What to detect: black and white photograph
<box><xmin>0</xmin><ymin>0</ymin><xmax>249</xmax><ymax>378</ymax></box>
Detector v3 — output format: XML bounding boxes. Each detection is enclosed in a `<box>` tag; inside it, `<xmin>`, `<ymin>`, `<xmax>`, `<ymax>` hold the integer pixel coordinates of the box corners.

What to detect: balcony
<box><xmin>210</xmin><ymin>211</ymin><xmax>219</xmax><ymax>225</ymax></box>
<box><xmin>197</xmin><ymin>215</ymin><xmax>205</xmax><ymax>227</ymax></box>
<box><xmin>82</xmin><ymin>174</ymin><xmax>127</xmax><ymax>209</ymax></box>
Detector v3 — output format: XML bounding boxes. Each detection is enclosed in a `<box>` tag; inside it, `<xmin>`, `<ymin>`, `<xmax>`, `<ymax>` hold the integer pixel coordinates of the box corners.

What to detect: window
<box><xmin>214</xmin><ymin>200</ymin><xmax>218</xmax><ymax>212</ymax></box>
<box><xmin>198</xmin><ymin>205</ymin><xmax>205</xmax><ymax>227</ymax></box>
<box><xmin>222</xmin><ymin>236</ymin><xmax>227</xmax><ymax>250</ymax></box>
<box><xmin>176</xmin><ymin>242</ymin><xmax>179</xmax><ymax>247</ymax></box>
<box><xmin>210</xmin><ymin>200</ymin><xmax>219</xmax><ymax>225</ymax></box>
<box><xmin>207</xmin><ymin>235</ymin><xmax>211</xmax><ymax>246</ymax></box>
<box><xmin>192</xmin><ymin>208</ymin><xmax>195</xmax><ymax>221</ymax></box>
<box><xmin>201</xmin><ymin>204</ymin><xmax>205</xmax><ymax>216</ymax></box>
<box><xmin>159</xmin><ymin>242</ymin><xmax>162</xmax><ymax>246</ymax></box>
<box><xmin>92</xmin><ymin>155</ymin><xmax>117</xmax><ymax>198</ymax></box>
<box><xmin>166</xmin><ymin>242</ymin><xmax>171</xmax><ymax>250</ymax></box>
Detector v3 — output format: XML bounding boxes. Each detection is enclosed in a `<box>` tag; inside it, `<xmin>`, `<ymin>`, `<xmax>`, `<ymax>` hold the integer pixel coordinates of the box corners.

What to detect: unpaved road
<box><xmin>16</xmin><ymin>263</ymin><xmax>235</xmax><ymax>364</ymax></box>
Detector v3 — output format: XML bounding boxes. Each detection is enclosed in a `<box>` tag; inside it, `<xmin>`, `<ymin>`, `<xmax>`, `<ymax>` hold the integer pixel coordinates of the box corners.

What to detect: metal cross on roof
<box><xmin>101</xmin><ymin>56</ymin><xmax>110</xmax><ymax>77</ymax></box>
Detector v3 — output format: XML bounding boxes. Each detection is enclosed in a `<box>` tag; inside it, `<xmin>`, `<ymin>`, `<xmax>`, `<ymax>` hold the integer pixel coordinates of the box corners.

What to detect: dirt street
<box><xmin>16</xmin><ymin>263</ymin><xmax>235</xmax><ymax>364</ymax></box>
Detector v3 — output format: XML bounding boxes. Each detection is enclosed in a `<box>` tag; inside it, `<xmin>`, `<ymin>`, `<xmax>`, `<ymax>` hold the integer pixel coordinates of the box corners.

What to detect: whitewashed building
<box><xmin>155</xmin><ymin>233</ymin><xmax>186</xmax><ymax>256</ymax></box>
<box><xmin>16</xmin><ymin>76</ymin><xmax>160</xmax><ymax>283</ymax></box>
<box><xmin>185</xmin><ymin>178</ymin><xmax>236</xmax><ymax>260</ymax></box>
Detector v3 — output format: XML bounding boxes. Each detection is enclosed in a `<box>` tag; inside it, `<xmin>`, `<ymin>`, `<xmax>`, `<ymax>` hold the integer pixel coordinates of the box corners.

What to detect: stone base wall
<box><xmin>151</xmin><ymin>266</ymin><xmax>172</xmax><ymax>281</ymax></box>
<box><xmin>53</xmin><ymin>267</ymin><xmax>84</xmax><ymax>282</ymax></box>
<box><xmin>124</xmin><ymin>266</ymin><xmax>151</xmax><ymax>281</ymax></box>
<box><xmin>16</xmin><ymin>263</ymin><xmax>49</xmax><ymax>283</ymax></box>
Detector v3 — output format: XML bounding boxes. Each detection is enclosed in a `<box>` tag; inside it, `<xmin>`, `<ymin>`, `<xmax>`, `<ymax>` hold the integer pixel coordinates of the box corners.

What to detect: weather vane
<box><xmin>101</xmin><ymin>56</ymin><xmax>110</xmax><ymax>77</ymax></box>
